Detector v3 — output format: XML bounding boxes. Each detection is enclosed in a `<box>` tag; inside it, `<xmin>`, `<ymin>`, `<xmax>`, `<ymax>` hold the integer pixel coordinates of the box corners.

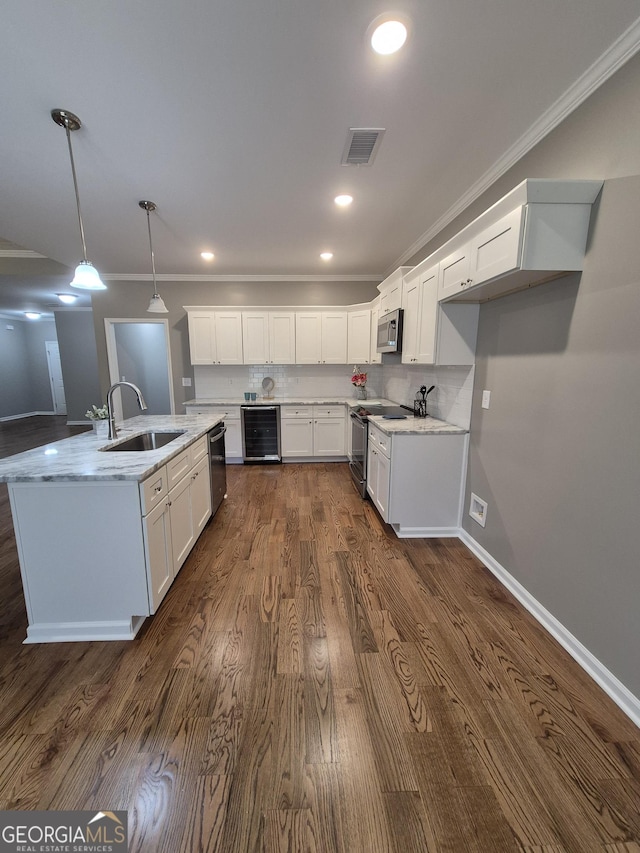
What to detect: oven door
<box><xmin>349</xmin><ymin>412</ymin><xmax>368</xmax><ymax>498</ymax></box>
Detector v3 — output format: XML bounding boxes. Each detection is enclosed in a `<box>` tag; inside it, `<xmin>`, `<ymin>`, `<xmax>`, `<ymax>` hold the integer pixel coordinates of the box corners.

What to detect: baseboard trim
<box><xmin>458</xmin><ymin>529</ymin><xmax>640</xmax><ymax>729</ymax></box>
<box><xmin>0</xmin><ymin>411</ymin><xmax>55</xmax><ymax>422</ymax></box>
<box><xmin>392</xmin><ymin>524</ymin><xmax>460</xmax><ymax>539</ymax></box>
<box><xmin>24</xmin><ymin>616</ymin><xmax>147</xmax><ymax>644</ymax></box>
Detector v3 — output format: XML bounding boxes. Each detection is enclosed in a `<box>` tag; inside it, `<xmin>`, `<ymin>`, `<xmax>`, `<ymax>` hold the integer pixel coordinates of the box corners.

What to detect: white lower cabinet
<box><xmin>366</xmin><ymin>422</ymin><xmax>467</xmax><ymax>535</ymax></box>
<box><xmin>185</xmin><ymin>405</ymin><xmax>242</xmax><ymax>460</ymax></box>
<box><xmin>142</xmin><ymin>435</ymin><xmax>212</xmax><ymax>610</ymax></box>
<box><xmin>142</xmin><ymin>494</ymin><xmax>174</xmax><ymax>613</ymax></box>
<box><xmin>281</xmin><ymin>407</ymin><xmax>314</xmax><ymax>457</ymax></box>
<box><xmin>313</xmin><ymin>406</ymin><xmax>346</xmax><ymax>456</ymax></box>
<box><xmin>281</xmin><ymin>405</ymin><xmax>346</xmax><ymax>458</ymax></box>
<box><xmin>367</xmin><ymin>428</ymin><xmax>391</xmax><ymax>519</ymax></box>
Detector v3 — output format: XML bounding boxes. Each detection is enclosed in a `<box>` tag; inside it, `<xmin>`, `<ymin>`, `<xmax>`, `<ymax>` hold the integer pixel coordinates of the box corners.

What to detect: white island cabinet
<box><xmin>0</xmin><ymin>415</ymin><xmax>219</xmax><ymax>643</ymax></box>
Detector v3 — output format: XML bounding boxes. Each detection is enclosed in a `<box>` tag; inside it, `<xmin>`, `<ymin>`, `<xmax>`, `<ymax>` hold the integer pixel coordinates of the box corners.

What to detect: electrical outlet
<box><xmin>482</xmin><ymin>389</ymin><xmax>491</xmax><ymax>409</ymax></box>
<box><xmin>181</xmin><ymin>377</ymin><xmax>192</xmax><ymax>387</ymax></box>
<box><xmin>469</xmin><ymin>493</ymin><xmax>488</xmax><ymax>527</ymax></box>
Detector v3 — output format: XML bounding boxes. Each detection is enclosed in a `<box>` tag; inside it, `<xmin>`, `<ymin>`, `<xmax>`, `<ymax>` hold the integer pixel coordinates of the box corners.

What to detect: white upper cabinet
<box><xmin>187</xmin><ymin>310</ymin><xmax>243</xmax><ymax>364</ymax></box>
<box><xmin>402</xmin><ymin>264</ymin><xmax>477</xmax><ymax>366</ymax></box>
<box><xmin>320</xmin><ymin>312</ymin><xmax>348</xmax><ymax>363</ymax></box>
<box><xmin>436</xmin><ymin>179</ymin><xmax>602</xmax><ymax>303</ymax></box>
<box><xmin>295</xmin><ymin>313</ymin><xmax>322</xmax><ymax>363</ymax></box>
<box><xmin>296</xmin><ymin>312</ymin><xmax>348</xmax><ymax>364</ymax></box>
<box><xmin>378</xmin><ymin>266</ymin><xmax>412</xmax><ymax>315</ymax></box>
<box><xmin>369</xmin><ymin>301</ymin><xmax>382</xmax><ymax>365</ymax></box>
<box><xmin>269</xmin><ymin>311</ymin><xmax>296</xmax><ymax>364</ymax></box>
<box><xmin>242</xmin><ymin>311</ymin><xmax>295</xmax><ymax>364</ymax></box>
<box><xmin>402</xmin><ymin>264</ymin><xmax>437</xmax><ymax>364</ymax></box>
<box><xmin>347</xmin><ymin>309</ymin><xmax>371</xmax><ymax>364</ymax></box>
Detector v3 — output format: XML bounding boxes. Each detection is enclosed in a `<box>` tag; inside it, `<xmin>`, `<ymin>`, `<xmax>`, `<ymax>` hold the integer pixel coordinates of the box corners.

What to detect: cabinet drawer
<box><xmin>368</xmin><ymin>423</ymin><xmax>391</xmax><ymax>458</ymax></box>
<box><xmin>281</xmin><ymin>406</ymin><xmax>312</xmax><ymax>419</ymax></box>
<box><xmin>140</xmin><ymin>465</ymin><xmax>168</xmax><ymax>515</ymax></box>
<box><xmin>313</xmin><ymin>406</ymin><xmax>345</xmax><ymax>419</ymax></box>
<box><xmin>190</xmin><ymin>435</ymin><xmax>208</xmax><ymax>466</ymax></box>
<box><xmin>167</xmin><ymin>447</ymin><xmax>191</xmax><ymax>488</ymax></box>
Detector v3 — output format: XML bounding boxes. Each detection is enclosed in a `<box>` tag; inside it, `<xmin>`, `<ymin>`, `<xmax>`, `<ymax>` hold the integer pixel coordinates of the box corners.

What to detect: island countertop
<box><xmin>0</xmin><ymin>413</ymin><xmax>222</xmax><ymax>484</ymax></box>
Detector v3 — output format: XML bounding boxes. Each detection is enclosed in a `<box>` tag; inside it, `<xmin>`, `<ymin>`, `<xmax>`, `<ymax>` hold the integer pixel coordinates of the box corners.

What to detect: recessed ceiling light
<box><xmin>24</xmin><ymin>312</ymin><xmax>41</xmax><ymax>320</ymax></box>
<box><xmin>334</xmin><ymin>195</ymin><xmax>353</xmax><ymax>207</ymax></box>
<box><xmin>370</xmin><ymin>19</ymin><xmax>408</xmax><ymax>55</ymax></box>
<box><xmin>57</xmin><ymin>293</ymin><xmax>78</xmax><ymax>304</ymax></box>
<box><xmin>201</xmin><ymin>251</ymin><xmax>215</xmax><ymax>261</ymax></box>
<box><xmin>320</xmin><ymin>252</ymin><xmax>334</xmax><ymax>261</ymax></box>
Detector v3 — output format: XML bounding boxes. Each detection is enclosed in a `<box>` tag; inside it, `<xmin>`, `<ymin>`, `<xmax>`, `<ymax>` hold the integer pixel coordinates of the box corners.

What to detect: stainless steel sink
<box><xmin>101</xmin><ymin>431</ymin><xmax>186</xmax><ymax>452</ymax></box>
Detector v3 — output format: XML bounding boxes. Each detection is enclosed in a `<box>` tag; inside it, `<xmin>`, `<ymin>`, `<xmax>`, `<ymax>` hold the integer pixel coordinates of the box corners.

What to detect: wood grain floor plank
<box><xmin>178</xmin><ymin>774</ymin><xmax>231</xmax><ymax>853</ymax></box>
<box><xmin>0</xmin><ymin>438</ymin><xmax>637</xmax><ymax>852</ymax></box>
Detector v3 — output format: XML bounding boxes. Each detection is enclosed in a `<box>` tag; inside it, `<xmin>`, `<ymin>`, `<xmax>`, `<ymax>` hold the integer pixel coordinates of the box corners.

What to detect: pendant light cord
<box><xmin>63</xmin><ymin>121</ymin><xmax>88</xmax><ymax>263</ymax></box>
<box><xmin>145</xmin><ymin>208</ymin><xmax>159</xmax><ymax>296</ymax></box>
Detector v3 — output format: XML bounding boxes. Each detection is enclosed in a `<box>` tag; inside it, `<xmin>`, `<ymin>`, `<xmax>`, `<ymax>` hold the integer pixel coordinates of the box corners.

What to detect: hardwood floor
<box><xmin>0</xmin><ymin>416</ymin><xmax>638</xmax><ymax>851</ymax></box>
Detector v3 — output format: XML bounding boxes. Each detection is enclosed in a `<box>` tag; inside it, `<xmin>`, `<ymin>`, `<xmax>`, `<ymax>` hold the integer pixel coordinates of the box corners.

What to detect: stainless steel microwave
<box><xmin>376</xmin><ymin>308</ymin><xmax>403</xmax><ymax>353</ymax></box>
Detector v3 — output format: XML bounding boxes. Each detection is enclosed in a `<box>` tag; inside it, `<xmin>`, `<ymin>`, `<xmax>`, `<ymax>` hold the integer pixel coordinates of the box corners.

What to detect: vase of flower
<box><xmin>85</xmin><ymin>404</ymin><xmax>110</xmax><ymax>437</ymax></box>
<box><xmin>351</xmin><ymin>366</ymin><xmax>368</xmax><ymax>400</ymax></box>
<box><xmin>93</xmin><ymin>420</ymin><xmax>109</xmax><ymax>437</ymax></box>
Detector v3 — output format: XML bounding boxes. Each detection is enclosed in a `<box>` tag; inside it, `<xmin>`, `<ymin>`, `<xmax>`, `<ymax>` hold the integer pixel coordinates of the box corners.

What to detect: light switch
<box><xmin>482</xmin><ymin>390</ymin><xmax>491</xmax><ymax>409</ymax></box>
<box><xmin>182</xmin><ymin>377</ymin><xmax>192</xmax><ymax>387</ymax></box>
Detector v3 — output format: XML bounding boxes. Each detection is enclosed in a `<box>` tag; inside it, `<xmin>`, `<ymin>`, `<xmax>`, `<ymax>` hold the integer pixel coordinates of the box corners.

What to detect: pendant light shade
<box><xmin>51</xmin><ymin>109</ymin><xmax>106</xmax><ymax>291</ymax></box>
<box><xmin>139</xmin><ymin>201</ymin><xmax>168</xmax><ymax>314</ymax></box>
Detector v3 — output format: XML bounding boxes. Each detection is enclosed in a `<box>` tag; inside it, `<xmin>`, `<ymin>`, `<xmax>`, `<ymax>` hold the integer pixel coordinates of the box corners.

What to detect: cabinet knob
<box><xmin>466</xmin><ymin>278</ymin><xmax>473</xmax><ymax>283</ymax></box>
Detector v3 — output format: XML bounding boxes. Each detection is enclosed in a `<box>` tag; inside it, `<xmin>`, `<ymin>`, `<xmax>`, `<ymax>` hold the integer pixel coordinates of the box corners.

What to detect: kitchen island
<box><xmin>0</xmin><ymin>413</ymin><xmax>221</xmax><ymax>643</ymax></box>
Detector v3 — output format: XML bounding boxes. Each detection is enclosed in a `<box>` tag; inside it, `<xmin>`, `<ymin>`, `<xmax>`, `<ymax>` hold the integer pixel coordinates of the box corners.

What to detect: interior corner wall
<box><xmin>24</xmin><ymin>319</ymin><xmax>58</xmax><ymax>412</ymax></box>
<box><xmin>54</xmin><ymin>310</ymin><xmax>102</xmax><ymax>422</ymax></box>
<box><xmin>89</xmin><ymin>279</ymin><xmax>380</xmax><ymax>414</ymax></box>
<box><xmin>412</xmin><ymin>52</ymin><xmax>640</xmax><ymax>698</ymax></box>
<box><xmin>0</xmin><ymin>319</ymin><xmax>32</xmax><ymax>418</ymax></box>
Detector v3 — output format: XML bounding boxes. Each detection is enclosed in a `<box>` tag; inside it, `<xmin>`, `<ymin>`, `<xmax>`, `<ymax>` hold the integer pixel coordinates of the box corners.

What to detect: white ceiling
<box><xmin>1</xmin><ymin>0</ymin><xmax>640</xmax><ymax>318</ymax></box>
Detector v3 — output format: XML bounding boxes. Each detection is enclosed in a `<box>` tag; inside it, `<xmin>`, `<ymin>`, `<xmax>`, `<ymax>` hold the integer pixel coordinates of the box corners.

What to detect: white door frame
<box><xmin>104</xmin><ymin>318</ymin><xmax>175</xmax><ymax>422</ymax></box>
<box><xmin>45</xmin><ymin>340</ymin><xmax>66</xmax><ymax>415</ymax></box>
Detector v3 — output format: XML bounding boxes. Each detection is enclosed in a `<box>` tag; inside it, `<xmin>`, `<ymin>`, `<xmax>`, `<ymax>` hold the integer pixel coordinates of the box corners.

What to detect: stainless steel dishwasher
<box><xmin>208</xmin><ymin>422</ymin><xmax>227</xmax><ymax>516</ymax></box>
<box><xmin>241</xmin><ymin>405</ymin><xmax>281</xmax><ymax>462</ymax></box>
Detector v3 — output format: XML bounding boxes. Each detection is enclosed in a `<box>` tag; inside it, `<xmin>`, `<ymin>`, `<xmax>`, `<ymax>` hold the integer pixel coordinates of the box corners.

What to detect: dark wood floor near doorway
<box><xmin>0</xmin><ymin>416</ymin><xmax>638</xmax><ymax>852</ymax></box>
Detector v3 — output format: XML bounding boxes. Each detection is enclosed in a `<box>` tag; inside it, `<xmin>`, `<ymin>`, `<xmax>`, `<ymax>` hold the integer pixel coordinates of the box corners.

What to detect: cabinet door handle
<box><xmin>466</xmin><ymin>278</ymin><xmax>473</xmax><ymax>284</ymax></box>
<box><xmin>154</xmin><ymin>484</ymin><xmax>163</xmax><ymax>493</ymax></box>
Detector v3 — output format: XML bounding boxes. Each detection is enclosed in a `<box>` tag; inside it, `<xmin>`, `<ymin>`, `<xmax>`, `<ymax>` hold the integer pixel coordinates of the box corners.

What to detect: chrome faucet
<box><xmin>106</xmin><ymin>381</ymin><xmax>148</xmax><ymax>439</ymax></box>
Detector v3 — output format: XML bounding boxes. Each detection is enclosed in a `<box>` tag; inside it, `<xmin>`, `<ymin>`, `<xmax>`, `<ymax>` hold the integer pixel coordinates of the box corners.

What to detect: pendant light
<box><xmin>51</xmin><ymin>109</ymin><xmax>106</xmax><ymax>290</ymax></box>
<box><xmin>139</xmin><ymin>201</ymin><xmax>168</xmax><ymax>313</ymax></box>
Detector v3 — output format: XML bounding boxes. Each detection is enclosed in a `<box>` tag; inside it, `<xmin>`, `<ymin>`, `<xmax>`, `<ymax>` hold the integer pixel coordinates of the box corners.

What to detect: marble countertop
<box><xmin>0</xmin><ymin>413</ymin><xmax>223</xmax><ymax>484</ymax></box>
<box><xmin>368</xmin><ymin>414</ymin><xmax>467</xmax><ymax>435</ymax></box>
<box><xmin>184</xmin><ymin>396</ymin><xmax>394</xmax><ymax>407</ymax></box>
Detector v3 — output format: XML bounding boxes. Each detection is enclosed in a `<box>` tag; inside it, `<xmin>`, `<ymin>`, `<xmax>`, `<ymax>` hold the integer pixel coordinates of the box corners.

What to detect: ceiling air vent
<box><xmin>341</xmin><ymin>128</ymin><xmax>385</xmax><ymax>166</ymax></box>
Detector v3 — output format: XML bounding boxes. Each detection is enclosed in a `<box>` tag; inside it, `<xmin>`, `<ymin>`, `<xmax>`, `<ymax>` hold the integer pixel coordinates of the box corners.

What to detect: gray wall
<box><xmin>0</xmin><ymin>317</ymin><xmax>56</xmax><ymax>418</ymax></box>
<box><xmin>90</xmin><ymin>279</ymin><xmax>379</xmax><ymax>413</ymax></box>
<box><xmin>412</xmin><ymin>53</ymin><xmax>640</xmax><ymax>696</ymax></box>
<box><xmin>54</xmin><ymin>309</ymin><xmax>102</xmax><ymax>422</ymax></box>
<box><xmin>113</xmin><ymin>322</ymin><xmax>172</xmax><ymax>417</ymax></box>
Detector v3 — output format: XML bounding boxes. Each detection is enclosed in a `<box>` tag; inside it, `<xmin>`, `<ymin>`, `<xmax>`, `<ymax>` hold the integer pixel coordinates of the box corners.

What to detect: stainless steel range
<box><xmin>349</xmin><ymin>404</ymin><xmax>413</xmax><ymax>498</ymax></box>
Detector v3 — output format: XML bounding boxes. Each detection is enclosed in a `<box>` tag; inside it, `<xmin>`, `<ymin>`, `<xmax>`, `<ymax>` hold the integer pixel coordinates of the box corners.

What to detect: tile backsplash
<box><xmin>194</xmin><ymin>363</ymin><xmax>384</xmax><ymax>401</ymax></box>
<box><xmin>382</xmin><ymin>363</ymin><xmax>475</xmax><ymax>429</ymax></box>
<box><xmin>193</xmin><ymin>361</ymin><xmax>474</xmax><ymax>428</ymax></box>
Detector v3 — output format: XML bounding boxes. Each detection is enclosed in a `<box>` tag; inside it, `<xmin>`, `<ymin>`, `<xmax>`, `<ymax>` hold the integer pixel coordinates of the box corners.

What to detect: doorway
<box><xmin>45</xmin><ymin>340</ymin><xmax>67</xmax><ymax>415</ymax></box>
<box><xmin>104</xmin><ymin>319</ymin><xmax>175</xmax><ymax>422</ymax></box>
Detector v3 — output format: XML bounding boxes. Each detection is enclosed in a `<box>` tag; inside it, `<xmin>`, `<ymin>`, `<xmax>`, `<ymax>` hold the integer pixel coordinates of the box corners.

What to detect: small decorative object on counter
<box><xmin>352</xmin><ymin>365</ymin><xmax>368</xmax><ymax>400</ymax></box>
<box><xmin>413</xmin><ymin>385</ymin><xmax>435</xmax><ymax>418</ymax></box>
<box><xmin>85</xmin><ymin>403</ymin><xmax>109</xmax><ymax>436</ymax></box>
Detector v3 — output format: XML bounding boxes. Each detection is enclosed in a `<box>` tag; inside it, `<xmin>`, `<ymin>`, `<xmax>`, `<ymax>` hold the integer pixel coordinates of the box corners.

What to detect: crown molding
<box><xmin>0</xmin><ymin>249</ymin><xmax>47</xmax><ymax>259</ymax></box>
<box><xmin>391</xmin><ymin>15</ymin><xmax>640</xmax><ymax>271</ymax></box>
<box><xmin>104</xmin><ymin>273</ymin><xmax>383</xmax><ymax>282</ymax></box>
